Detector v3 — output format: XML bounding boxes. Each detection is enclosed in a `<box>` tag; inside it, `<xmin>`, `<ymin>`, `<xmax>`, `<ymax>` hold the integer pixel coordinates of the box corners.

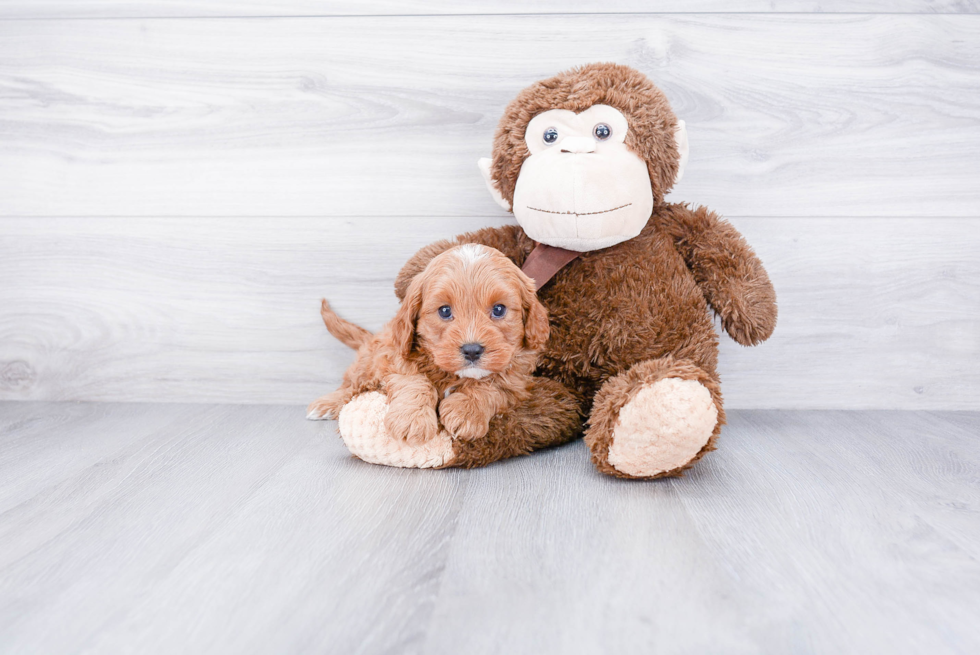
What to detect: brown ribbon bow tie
<box><xmin>521</xmin><ymin>243</ymin><xmax>580</xmax><ymax>291</ymax></box>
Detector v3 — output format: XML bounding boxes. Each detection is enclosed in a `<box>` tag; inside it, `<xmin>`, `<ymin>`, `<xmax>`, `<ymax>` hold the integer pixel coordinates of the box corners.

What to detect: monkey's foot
<box><xmin>608</xmin><ymin>378</ymin><xmax>717</xmax><ymax>477</ymax></box>
<box><xmin>337</xmin><ymin>392</ymin><xmax>455</xmax><ymax>468</ymax></box>
<box><xmin>586</xmin><ymin>358</ymin><xmax>723</xmax><ymax>479</ymax></box>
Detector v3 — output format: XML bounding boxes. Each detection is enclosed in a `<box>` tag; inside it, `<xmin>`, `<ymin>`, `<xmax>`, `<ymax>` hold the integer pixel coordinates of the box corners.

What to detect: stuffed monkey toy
<box><xmin>318</xmin><ymin>63</ymin><xmax>777</xmax><ymax>479</ymax></box>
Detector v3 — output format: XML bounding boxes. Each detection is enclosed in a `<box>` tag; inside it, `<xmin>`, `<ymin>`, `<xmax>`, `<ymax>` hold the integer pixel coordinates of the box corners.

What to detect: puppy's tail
<box><xmin>319</xmin><ymin>299</ymin><xmax>372</xmax><ymax>350</ymax></box>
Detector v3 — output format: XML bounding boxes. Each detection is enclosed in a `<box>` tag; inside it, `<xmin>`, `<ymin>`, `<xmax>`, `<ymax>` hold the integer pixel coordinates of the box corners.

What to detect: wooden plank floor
<box><xmin>1</xmin><ymin>403</ymin><xmax>978</xmax><ymax>653</ymax></box>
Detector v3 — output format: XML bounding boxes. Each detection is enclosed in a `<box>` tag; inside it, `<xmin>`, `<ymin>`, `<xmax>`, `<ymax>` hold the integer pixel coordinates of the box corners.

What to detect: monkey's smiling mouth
<box><xmin>526</xmin><ymin>203</ymin><xmax>632</xmax><ymax>217</ymax></box>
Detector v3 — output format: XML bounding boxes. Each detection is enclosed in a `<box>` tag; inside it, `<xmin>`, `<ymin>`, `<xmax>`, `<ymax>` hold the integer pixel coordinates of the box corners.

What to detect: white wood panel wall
<box><xmin>0</xmin><ymin>4</ymin><xmax>978</xmax><ymax>409</ymax></box>
<box><xmin>2</xmin><ymin>1</ymin><xmax>979</xmax><ymax>19</ymax></box>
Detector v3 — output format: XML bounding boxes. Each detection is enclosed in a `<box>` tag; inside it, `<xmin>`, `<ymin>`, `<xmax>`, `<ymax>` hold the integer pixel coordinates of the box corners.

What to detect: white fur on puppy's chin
<box><xmin>608</xmin><ymin>378</ymin><xmax>717</xmax><ymax>477</ymax></box>
<box><xmin>337</xmin><ymin>392</ymin><xmax>455</xmax><ymax>468</ymax></box>
<box><xmin>456</xmin><ymin>367</ymin><xmax>491</xmax><ymax>379</ymax></box>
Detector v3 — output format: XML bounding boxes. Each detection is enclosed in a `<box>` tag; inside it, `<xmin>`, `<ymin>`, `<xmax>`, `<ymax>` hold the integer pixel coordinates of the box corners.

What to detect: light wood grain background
<box><xmin>1</xmin><ymin>3</ymin><xmax>978</xmax><ymax>408</ymax></box>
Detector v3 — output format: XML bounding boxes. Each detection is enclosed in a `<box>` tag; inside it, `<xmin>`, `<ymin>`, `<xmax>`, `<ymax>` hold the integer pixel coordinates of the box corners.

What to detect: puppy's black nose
<box><xmin>460</xmin><ymin>343</ymin><xmax>485</xmax><ymax>363</ymax></box>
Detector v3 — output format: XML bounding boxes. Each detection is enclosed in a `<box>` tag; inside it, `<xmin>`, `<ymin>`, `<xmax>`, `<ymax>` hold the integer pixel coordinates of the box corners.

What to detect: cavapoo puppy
<box><xmin>306</xmin><ymin>244</ymin><xmax>549</xmax><ymax>443</ymax></box>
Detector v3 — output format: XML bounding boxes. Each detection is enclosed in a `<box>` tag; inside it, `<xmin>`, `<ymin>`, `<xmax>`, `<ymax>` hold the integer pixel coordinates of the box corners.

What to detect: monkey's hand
<box><xmin>658</xmin><ymin>204</ymin><xmax>777</xmax><ymax>346</ymax></box>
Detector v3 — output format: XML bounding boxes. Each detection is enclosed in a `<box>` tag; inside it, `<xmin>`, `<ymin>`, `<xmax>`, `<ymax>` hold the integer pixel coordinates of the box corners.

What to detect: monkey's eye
<box><xmin>593</xmin><ymin>123</ymin><xmax>612</xmax><ymax>140</ymax></box>
<box><xmin>438</xmin><ymin>305</ymin><xmax>453</xmax><ymax>320</ymax></box>
<box><xmin>491</xmin><ymin>304</ymin><xmax>507</xmax><ymax>319</ymax></box>
<box><xmin>542</xmin><ymin>127</ymin><xmax>559</xmax><ymax>145</ymax></box>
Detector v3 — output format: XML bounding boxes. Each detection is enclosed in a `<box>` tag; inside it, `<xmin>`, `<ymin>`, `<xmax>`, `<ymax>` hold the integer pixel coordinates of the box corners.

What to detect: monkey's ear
<box><xmin>478</xmin><ymin>158</ymin><xmax>512</xmax><ymax>212</ymax></box>
<box><xmin>674</xmin><ymin>120</ymin><xmax>690</xmax><ymax>185</ymax></box>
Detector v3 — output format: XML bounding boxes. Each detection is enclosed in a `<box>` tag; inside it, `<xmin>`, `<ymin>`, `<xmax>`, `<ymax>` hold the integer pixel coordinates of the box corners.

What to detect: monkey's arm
<box><xmin>394</xmin><ymin>224</ymin><xmax>533</xmax><ymax>301</ymax></box>
<box><xmin>658</xmin><ymin>204</ymin><xmax>777</xmax><ymax>346</ymax></box>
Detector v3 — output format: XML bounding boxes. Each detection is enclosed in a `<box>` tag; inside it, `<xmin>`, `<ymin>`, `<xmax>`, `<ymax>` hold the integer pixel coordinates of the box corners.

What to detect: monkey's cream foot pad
<box><xmin>608</xmin><ymin>378</ymin><xmax>718</xmax><ymax>477</ymax></box>
<box><xmin>338</xmin><ymin>392</ymin><xmax>455</xmax><ymax>468</ymax></box>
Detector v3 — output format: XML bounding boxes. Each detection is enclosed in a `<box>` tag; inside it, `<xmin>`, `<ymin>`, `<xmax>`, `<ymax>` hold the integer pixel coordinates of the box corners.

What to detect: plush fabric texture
<box><xmin>338</xmin><ymin>392</ymin><xmax>455</xmax><ymax>468</ymax></box>
<box><xmin>376</xmin><ymin>63</ymin><xmax>777</xmax><ymax>478</ymax></box>
<box><xmin>445</xmin><ymin>376</ymin><xmax>584</xmax><ymax>468</ymax></box>
<box><xmin>338</xmin><ymin>378</ymin><xmax>581</xmax><ymax>469</ymax></box>
<box><xmin>586</xmin><ymin>356</ymin><xmax>724</xmax><ymax>479</ymax></box>
<box><xmin>608</xmin><ymin>379</ymin><xmax>717</xmax><ymax>477</ymax></box>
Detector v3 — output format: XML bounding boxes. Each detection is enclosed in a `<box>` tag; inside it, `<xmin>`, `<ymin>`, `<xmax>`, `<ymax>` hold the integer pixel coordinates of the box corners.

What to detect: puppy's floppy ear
<box><xmin>518</xmin><ymin>272</ymin><xmax>550</xmax><ymax>350</ymax></box>
<box><xmin>390</xmin><ymin>271</ymin><xmax>426</xmax><ymax>358</ymax></box>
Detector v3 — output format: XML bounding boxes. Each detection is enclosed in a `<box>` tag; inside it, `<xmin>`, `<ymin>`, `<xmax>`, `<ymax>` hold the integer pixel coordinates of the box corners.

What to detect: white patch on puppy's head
<box><xmin>452</xmin><ymin>244</ymin><xmax>490</xmax><ymax>267</ymax></box>
<box><xmin>456</xmin><ymin>367</ymin><xmax>491</xmax><ymax>379</ymax></box>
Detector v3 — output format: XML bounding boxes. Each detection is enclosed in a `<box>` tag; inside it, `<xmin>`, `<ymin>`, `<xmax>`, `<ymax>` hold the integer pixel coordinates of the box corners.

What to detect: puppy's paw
<box><xmin>384</xmin><ymin>405</ymin><xmax>439</xmax><ymax>444</ymax></box>
<box><xmin>439</xmin><ymin>393</ymin><xmax>491</xmax><ymax>441</ymax></box>
<box><xmin>404</xmin><ymin>412</ymin><xmax>440</xmax><ymax>445</ymax></box>
<box><xmin>307</xmin><ymin>391</ymin><xmax>348</xmax><ymax>420</ymax></box>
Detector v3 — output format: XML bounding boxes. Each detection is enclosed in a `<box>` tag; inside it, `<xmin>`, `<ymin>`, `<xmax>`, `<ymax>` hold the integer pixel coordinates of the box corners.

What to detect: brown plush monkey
<box><xmin>322</xmin><ymin>63</ymin><xmax>777</xmax><ymax>479</ymax></box>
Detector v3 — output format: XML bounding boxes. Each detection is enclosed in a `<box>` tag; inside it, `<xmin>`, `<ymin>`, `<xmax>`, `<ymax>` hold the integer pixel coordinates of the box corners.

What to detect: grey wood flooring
<box><xmin>1</xmin><ymin>402</ymin><xmax>978</xmax><ymax>654</ymax></box>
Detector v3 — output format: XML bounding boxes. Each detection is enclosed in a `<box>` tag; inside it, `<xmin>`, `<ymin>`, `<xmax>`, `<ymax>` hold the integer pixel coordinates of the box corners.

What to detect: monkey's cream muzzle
<box><xmin>480</xmin><ymin>105</ymin><xmax>688</xmax><ymax>253</ymax></box>
<box><xmin>511</xmin><ymin>139</ymin><xmax>653</xmax><ymax>252</ymax></box>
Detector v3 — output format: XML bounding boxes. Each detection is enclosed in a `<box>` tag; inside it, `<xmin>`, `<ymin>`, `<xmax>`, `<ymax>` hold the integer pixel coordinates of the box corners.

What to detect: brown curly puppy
<box><xmin>307</xmin><ymin>244</ymin><xmax>549</xmax><ymax>443</ymax></box>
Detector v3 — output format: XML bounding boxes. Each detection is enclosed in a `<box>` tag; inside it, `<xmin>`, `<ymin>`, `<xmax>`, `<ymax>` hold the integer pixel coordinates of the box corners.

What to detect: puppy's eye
<box><xmin>438</xmin><ymin>305</ymin><xmax>452</xmax><ymax>320</ymax></box>
<box><xmin>491</xmin><ymin>304</ymin><xmax>507</xmax><ymax>319</ymax></box>
<box><xmin>593</xmin><ymin>123</ymin><xmax>611</xmax><ymax>140</ymax></box>
<box><xmin>542</xmin><ymin>127</ymin><xmax>559</xmax><ymax>145</ymax></box>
